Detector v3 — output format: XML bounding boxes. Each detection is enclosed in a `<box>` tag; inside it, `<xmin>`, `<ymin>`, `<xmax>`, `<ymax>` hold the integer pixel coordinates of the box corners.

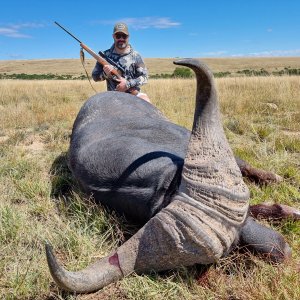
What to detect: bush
<box><xmin>237</xmin><ymin>69</ymin><xmax>270</xmax><ymax>76</ymax></box>
<box><xmin>214</xmin><ymin>71</ymin><xmax>231</xmax><ymax>78</ymax></box>
<box><xmin>172</xmin><ymin>67</ymin><xmax>193</xmax><ymax>78</ymax></box>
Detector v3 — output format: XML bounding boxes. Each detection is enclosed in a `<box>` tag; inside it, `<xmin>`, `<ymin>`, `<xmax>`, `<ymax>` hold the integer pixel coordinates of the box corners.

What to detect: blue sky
<box><xmin>0</xmin><ymin>0</ymin><xmax>300</xmax><ymax>60</ymax></box>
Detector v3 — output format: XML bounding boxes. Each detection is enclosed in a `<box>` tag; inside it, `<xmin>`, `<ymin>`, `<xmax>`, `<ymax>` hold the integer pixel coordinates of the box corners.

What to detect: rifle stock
<box><xmin>80</xmin><ymin>43</ymin><xmax>122</xmax><ymax>80</ymax></box>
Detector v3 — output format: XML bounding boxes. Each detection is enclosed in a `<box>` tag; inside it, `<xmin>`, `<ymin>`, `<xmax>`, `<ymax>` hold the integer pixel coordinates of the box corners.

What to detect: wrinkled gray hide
<box><xmin>69</xmin><ymin>90</ymin><xmax>189</xmax><ymax>223</ymax></box>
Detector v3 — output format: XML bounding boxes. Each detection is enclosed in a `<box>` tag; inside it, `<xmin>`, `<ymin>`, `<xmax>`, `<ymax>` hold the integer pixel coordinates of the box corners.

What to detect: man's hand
<box><xmin>103</xmin><ymin>64</ymin><xmax>114</xmax><ymax>78</ymax></box>
<box><xmin>103</xmin><ymin>64</ymin><xmax>128</xmax><ymax>92</ymax></box>
<box><xmin>115</xmin><ymin>77</ymin><xmax>128</xmax><ymax>92</ymax></box>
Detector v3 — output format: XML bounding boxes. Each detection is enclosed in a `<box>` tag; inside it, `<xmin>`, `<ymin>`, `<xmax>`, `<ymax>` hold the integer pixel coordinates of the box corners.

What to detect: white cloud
<box><xmin>201</xmin><ymin>50</ymin><xmax>228</xmax><ymax>56</ymax></box>
<box><xmin>248</xmin><ymin>49</ymin><xmax>300</xmax><ymax>56</ymax></box>
<box><xmin>122</xmin><ymin>17</ymin><xmax>180</xmax><ymax>29</ymax></box>
<box><xmin>230</xmin><ymin>54</ymin><xmax>246</xmax><ymax>57</ymax></box>
<box><xmin>0</xmin><ymin>28</ymin><xmax>31</xmax><ymax>38</ymax></box>
<box><xmin>0</xmin><ymin>22</ymin><xmax>44</xmax><ymax>38</ymax></box>
<box><xmin>200</xmin><ymin>49</ymin><xmax>300</xmax><ymax>57</ymax></box>
<box><xmin>96</xmin><ymin>17</ymin><xmax>181</xmax><ymax>29</ymax></box>
<box><xmin>8</xmin><ymin>53</ymin><xmax>23</xmax><ymax>59</ymax></box>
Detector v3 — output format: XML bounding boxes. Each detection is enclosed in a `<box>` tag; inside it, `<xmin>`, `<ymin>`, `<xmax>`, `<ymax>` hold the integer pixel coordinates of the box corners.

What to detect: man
<box><xmin>92</xmin><ymin>22</ymin><xmax>150</xmax><ymax>102</ymax></box>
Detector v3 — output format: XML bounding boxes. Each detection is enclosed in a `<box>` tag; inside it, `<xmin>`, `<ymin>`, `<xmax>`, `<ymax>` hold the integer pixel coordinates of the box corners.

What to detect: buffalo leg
<box><xmin>239</xmin><ymin>216</ymin><xmax>291</xmax><ymax>263</ymax></box>
<box><xmin>235</xmin><ymin>157</ymin><xmax>282</xmax><ymax>184</ymax></box>
<box><xmin>250</xmin><ymin>203</ymin><xmax>300</xmax><ymax>221</ymax></box>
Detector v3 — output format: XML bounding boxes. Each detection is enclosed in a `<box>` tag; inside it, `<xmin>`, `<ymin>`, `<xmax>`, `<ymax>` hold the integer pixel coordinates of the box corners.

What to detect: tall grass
<box><xmin>0</xmin><ymin>75</ymin><xmax>299</xmax><ymax>299</ymax></box>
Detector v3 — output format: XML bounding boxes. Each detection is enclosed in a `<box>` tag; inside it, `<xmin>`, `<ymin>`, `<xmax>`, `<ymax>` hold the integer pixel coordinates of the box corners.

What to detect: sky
<box><xmin>0</xmin><ymin>0</ymin><xmax>300</xmax><ymax>60</ymax></box>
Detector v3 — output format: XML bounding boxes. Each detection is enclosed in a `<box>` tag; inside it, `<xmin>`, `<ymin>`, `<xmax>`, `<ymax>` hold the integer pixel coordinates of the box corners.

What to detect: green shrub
<box><xmin>237</xmin><ymin>69</ymin><xmax>270</xmax><ymax>76</ymax></box>
<box><xmin>214</xmin><ymin>71</ymin><xmax>231</xmax><ymax>78</ymax></box>
<box><xmin>172</xmin><ymin>67</ymin><xmax>193</xmax><ymax>78</ymax></box>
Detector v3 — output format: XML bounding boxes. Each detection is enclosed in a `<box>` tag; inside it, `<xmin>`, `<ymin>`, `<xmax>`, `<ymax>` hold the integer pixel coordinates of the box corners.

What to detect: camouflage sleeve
<box><xmin>126</xmin><ymin>54</ymin><xmax>148</xmax><ymax>89</ymax></box>
<box><xmin>92</xmin><ymin>61</ymin><xmax>107</xmax><ymax>82</ymax></box>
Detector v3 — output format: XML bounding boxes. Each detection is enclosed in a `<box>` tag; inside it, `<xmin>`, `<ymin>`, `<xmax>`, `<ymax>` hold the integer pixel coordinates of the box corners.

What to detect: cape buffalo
<box><xmin>46</xmin><ymin>59</ymin><xmax>291</xmax><ymax>293</ymax></box>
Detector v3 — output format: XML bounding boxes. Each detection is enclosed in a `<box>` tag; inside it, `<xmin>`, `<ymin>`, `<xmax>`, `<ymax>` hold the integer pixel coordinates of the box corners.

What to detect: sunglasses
<box><xmin>115</xmin><ymin>33</ymin><xmax>128</xmax><ymax>40</ymax></box>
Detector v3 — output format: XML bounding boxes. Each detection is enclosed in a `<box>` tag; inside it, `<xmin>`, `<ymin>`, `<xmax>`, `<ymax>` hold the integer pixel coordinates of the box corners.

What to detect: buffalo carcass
<box><xmin>46</xmin><ymin>59</ymin><xmax>291</xmax><ymax>293</ymax></box>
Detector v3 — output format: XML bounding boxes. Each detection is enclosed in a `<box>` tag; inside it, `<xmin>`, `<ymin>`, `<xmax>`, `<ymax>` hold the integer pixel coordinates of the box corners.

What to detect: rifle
<box><xmin>54</xmin><ymin>21</ymin><xmax>138</xmax><ymax>95</ymax></box>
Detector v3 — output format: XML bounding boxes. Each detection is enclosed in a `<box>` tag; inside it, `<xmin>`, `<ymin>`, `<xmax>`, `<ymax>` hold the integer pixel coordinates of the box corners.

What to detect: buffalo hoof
<box><xmin>239</xmin><ymin>217</ymin><xmax>292</xmax><ymax>263</ymax></box>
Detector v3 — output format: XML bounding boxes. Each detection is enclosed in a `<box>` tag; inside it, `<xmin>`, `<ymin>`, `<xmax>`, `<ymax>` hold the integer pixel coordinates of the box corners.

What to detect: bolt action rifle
<box><xmin>54</xmin><ymin>21</ymin><xmax>138</xmax><ymax>95</ymax></box>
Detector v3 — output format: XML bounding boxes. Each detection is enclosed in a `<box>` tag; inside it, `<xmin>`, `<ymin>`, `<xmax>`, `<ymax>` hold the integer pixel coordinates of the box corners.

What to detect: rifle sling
<box><xmin>80</xmin><ymin>48</ymin><xmax>98</xmax><ymax>94</ymax></box>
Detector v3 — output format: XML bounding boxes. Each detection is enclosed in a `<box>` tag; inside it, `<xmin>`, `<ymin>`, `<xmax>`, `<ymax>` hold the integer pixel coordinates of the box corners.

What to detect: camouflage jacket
<box><xmin>92</xmin><ymin>44</ymin><xmax>148</xmax><ymax>92</ymax></box>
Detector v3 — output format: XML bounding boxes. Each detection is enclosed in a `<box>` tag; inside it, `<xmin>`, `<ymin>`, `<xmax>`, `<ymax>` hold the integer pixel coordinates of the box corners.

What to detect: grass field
<box><xmin>1</xmin><ymin>56</ymin><xmax>300</xmax><ymax>76</ymax></box>
<box><xmin>0</xmin><ymin>61</ymin><xmax>300</xmax><ymax>299</ymax></box>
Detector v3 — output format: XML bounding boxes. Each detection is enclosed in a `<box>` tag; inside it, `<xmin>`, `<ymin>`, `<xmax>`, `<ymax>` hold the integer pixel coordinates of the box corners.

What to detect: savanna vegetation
<box><xmin>0</xmin><ymin>58</ymin><xmax>299</xmax><ymax>299</ymax></box>
<box><xmin>1</xmin><ymin>56</ymin><xmax>300</xmax><ymax>76</ymax></box>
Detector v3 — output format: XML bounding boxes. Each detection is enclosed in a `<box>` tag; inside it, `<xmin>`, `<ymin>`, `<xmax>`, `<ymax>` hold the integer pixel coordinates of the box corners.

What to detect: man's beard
<box><xmin>116</xmin><ymin>41</ymin><xmax>127</xmax><ymax>49</ymax></box>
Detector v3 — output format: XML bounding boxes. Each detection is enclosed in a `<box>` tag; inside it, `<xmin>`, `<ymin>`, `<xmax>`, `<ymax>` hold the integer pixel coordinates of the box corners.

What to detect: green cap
<box><xmin>113</xmin><ymin>22</ymin><xmax>129</xmax><ymax>35</ymax></box>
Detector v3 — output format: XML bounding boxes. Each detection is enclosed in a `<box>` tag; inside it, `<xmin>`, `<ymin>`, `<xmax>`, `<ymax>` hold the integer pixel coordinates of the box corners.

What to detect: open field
<box><xmin>1</xmin><ymin>56</ymin><xmax>300</xmax><ymax>76</ymax></box>
<box><xmin>0</xmin><ymin>73</ymin><xmax>300</xmax><ymax>299</ymax></box>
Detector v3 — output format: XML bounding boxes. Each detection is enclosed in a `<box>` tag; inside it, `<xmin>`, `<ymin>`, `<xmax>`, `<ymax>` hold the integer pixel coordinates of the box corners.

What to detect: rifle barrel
<box><xmin>54</xmin><ymin>21</ymin><xmax>82</xmax><ymax>43</ymax></box>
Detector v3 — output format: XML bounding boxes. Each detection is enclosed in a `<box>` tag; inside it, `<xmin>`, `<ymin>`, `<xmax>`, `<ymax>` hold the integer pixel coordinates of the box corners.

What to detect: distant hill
<box><xmin>0</xmin><ymin>57</ymin><xmax>299</xmax><ymax>77</ymax></box>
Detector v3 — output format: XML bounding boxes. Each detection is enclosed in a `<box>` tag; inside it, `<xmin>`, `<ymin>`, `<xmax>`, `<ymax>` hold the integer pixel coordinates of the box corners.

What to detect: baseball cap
<box><xmin>113</xmin><ymin>22</ymin><xmax>129</xmax><ymax>35</ymax></box>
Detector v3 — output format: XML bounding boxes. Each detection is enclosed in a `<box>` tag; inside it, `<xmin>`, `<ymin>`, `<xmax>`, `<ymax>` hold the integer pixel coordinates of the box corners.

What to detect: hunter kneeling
<box><xmin>92</xmin><ymin>22</ymin><xmax>150</xmax><ymax>102</ymax></box>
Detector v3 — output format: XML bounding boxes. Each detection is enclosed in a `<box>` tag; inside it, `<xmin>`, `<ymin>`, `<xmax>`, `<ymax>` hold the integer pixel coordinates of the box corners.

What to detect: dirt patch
<box><xmin>282</xmin><ymin>130</ymin><xmax>300</xmax><ymax>138</ymax></box>
<box><xmin>78</xmin><ymin>282</ymin><xmax>128</xmax><ymax>300</ymax></box>
<box><xmin>22</xmin><ymin>140</ymin><xmax>45</xmax><ymax>152</ymax></box>
<box><xmin>0</xmin><ymin>136</ymin><xmax>9</xmax><ymax>143</ymax></box>
<box><xmin>15</xmin><ymin>134</ymin><xmax>45</xmax><ymax>153</ymax></box>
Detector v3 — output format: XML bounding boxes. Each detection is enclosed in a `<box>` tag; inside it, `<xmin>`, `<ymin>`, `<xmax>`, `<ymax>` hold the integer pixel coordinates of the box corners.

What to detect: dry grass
<box><xmin>0</xmin><ymin>57</ymin><xmax>300</xmax><ymax>76</ymax></box>
<box><xmin>0</xmin><ymin>72</ymin><xmax>299</xmax><ymax>299</ymax></box>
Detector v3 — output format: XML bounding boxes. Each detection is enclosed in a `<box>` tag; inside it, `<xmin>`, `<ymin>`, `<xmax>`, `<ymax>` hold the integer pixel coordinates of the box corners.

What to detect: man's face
<box><xmin>113</xmin><ymin>32</ymin><xmax>129</xmax><ymax>50</ymax></box>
